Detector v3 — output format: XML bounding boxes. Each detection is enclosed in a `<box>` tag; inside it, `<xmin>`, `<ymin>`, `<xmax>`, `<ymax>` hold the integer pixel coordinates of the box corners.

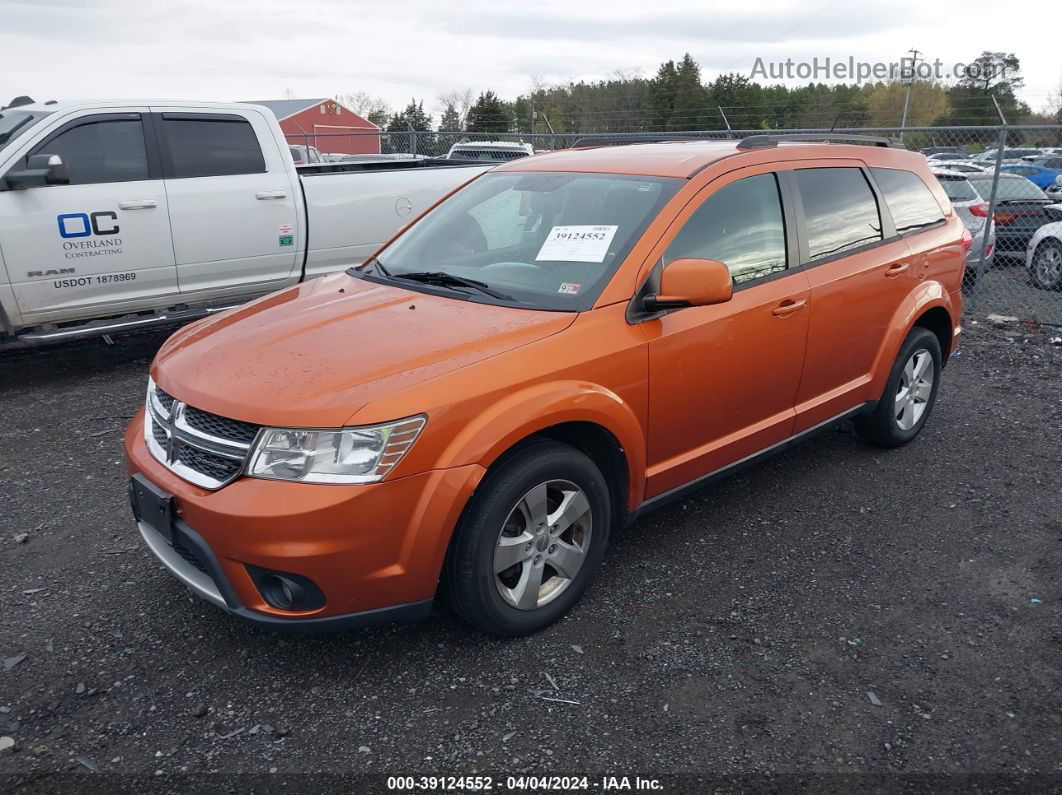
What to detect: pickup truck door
<box><xmin>0</xmin><ymin>110</ymin><xmax>177</xmax><ymax>324</ymax></box>
<box><xmin>151</xmin><ymin>108</ymin><xmax>301</xmax><ymax>298</ymax></box>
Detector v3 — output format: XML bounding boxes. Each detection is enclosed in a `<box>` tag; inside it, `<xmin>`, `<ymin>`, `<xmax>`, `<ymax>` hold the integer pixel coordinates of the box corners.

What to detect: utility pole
<box><xmin>900</xmin><ymin>48</ymin><xmax>922</xmax><ymax>141</ymax></box>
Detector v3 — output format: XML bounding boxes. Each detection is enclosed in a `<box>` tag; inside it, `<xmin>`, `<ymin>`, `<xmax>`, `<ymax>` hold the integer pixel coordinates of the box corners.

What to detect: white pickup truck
<box><xmin>0</xmin><ymin>97</ymin><xmax>491</xmax><ymax>343</ymax></box>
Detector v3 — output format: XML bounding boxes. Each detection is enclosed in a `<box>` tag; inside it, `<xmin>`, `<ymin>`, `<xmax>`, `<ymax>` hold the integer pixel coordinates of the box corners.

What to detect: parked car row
<box><xmin>928</xmin><ymin>152</ymin><xmax>1062</xmax><ymax>291</ymax></box>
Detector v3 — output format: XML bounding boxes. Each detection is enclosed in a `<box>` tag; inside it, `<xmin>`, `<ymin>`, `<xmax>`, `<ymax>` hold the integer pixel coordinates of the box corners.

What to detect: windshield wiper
<box><xmin>392</xmin><ymin>271</ymin><xmax>514</xmax><ymax>301</ymax></box>
<box><xmin>351</xmin><ymin>256</ymin><xmax>392</xmax><ymax>277</ymax></box>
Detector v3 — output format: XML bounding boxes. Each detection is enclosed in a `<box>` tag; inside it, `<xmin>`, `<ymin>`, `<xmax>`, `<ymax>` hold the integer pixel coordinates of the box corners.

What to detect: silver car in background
<box><xmin>932</xmin><ymin>169</ymin><xmax>995</xmax><ymax>288</ymax></box>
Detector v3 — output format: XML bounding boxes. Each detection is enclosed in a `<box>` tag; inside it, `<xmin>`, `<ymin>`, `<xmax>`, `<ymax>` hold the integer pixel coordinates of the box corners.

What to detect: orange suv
<box><xmin>125</xmin><ymin>134</ymin><xmax>966</xmax><ymax>636</ymax></box>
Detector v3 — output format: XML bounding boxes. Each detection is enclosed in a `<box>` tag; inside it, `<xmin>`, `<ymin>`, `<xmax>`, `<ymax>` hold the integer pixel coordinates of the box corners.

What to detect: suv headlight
<box><xmin>247</xmin><ymin>415</ymin><xmax>426</xmax><ymax>484</ymax></box>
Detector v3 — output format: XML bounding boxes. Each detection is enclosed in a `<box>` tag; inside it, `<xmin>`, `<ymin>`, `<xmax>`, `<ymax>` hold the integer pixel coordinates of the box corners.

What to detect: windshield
<box><xmin>968</xmin><ymin>175</ymin><xmax>1047</xmax><ymax>201</ymax></box>
<box><xmin>365</xmin><ymin>171</ymin><xmax>682</xmax><ymax>310</ymax></box>
<box><xmin>0</xmin><ymin>109</ymin><xmax>50</xmax><ymax>155</ymax></box>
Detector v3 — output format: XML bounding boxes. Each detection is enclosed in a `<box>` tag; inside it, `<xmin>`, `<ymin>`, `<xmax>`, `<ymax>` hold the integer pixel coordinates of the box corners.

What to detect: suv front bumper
<box><xmin>124</xmin><ymin>408</ymin><xmax>484</xmax><ymax>632</ymax></box>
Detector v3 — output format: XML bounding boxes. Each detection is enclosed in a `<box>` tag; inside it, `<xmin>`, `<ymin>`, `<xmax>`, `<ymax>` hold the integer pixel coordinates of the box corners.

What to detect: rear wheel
<box><xmin>445</xmin><ymin>439</ymin><xmax>610</xmax><ymax>636</ymax></box>
<box><xmin>855</xmin><ymin>327</ymin><xmax>942</xmax><ymax>448</ymax></box>
<box><xmin>1031</xmin><ymin>240</ymin><xmax>1062</xmax><ymax>290</ymax></box>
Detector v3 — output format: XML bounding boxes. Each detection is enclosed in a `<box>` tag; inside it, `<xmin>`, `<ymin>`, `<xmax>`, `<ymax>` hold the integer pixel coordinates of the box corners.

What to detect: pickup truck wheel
<box><xmin>445</xmin><ymin>439</ymin><xmax>610</xmax><ymax>636</ymax></box>
<box><xmin>1032</xmin><ymin>240</ymin><xmax>1062</xmax><ymax>290</ymax></box>
<box><xmin>855</xmin><ymin>327</ymin><xmax>942</xmax><ymax>448</ymax></box>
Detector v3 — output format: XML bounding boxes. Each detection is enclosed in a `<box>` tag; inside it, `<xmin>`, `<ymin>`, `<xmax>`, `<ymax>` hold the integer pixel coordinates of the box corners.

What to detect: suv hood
<box><xmin>153</xmin><ymin>274</ymin><xmax>575</xmax><ymax>427</ymax></box>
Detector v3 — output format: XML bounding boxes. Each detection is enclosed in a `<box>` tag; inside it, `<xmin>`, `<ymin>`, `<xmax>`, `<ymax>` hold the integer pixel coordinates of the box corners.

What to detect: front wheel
<box><xmin>444</xmin><ymin>439</ymin><xmax>611</xmax><ymax>636</ymax></box>
<box><xmin>855</xmin><ymin>327</ymin><xmax>942</xmax><ymax>447</ymax></box>
<box><xmin>1031</xmin><ymin>240</ymin><xmax>1062</xmax><ymax>291</ymax></box>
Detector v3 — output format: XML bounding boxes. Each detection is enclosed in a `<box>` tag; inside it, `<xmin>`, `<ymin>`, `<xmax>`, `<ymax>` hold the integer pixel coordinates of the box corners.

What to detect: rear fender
<box><xmin>868</xmin><ymin>281</ymin><xmax>958</xmax><ymax>396</ymax></box>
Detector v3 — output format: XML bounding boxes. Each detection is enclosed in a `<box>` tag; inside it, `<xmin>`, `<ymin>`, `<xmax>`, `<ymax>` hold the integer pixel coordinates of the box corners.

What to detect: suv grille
<box><xmin>145</xmin><ymin>381</ymin><xmax>261</xmax><ymax>490</ymax></box>
<box><xmin>183</xmin><ymin>406</ymin><xmax>260</xmax><ymax>445</ymax></box>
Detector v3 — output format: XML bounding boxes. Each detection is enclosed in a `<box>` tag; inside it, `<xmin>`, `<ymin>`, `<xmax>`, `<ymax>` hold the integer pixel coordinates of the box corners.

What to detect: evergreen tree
<box><xmin>467</xmin><ymin>91</ymin><xmax>512</xmax><ymax>133</ymax></box>
<box><xmin>438</xmin><ymin>104</ymin><xmax>462</xmax><ymax>132</ymax></box>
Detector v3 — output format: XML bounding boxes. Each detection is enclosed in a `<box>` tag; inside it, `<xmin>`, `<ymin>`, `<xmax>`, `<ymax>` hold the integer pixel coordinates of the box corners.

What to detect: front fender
<box><xmin>435</xmin><ymin>380</ymin><xmax>647</xmax><ymax>513</ymax></box>
<box><xmin>868</xmin><ymin>280</ymin><xmax>959</xmax><ymax>397</ymax></box>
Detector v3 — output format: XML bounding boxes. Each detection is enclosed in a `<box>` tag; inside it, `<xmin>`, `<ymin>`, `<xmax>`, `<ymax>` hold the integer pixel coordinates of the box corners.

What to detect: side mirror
<box><xmin>644</xmin><ymin>258</ymin><xmax>733</xmax><ymax>311</ymax></box>
<box><xmin>4</xmin><ymin>153</ymin><xmax>69</xmax><ymax>190</ymax></box>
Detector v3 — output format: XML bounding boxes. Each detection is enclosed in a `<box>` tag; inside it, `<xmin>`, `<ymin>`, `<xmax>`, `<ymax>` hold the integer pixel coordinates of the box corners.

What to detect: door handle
<box><xmin>771</xmin><ymin>298</ymin><xmax>807</xmax><ymax>317</ymax></box>
<box><xmin>118</xmin><ymin>200</ymin><xmax>157</xmax><ymax>210</ymax></box>
<box><xmin>884</xmin><ymin>262</ymin><xmax>910</xmax><ymax>278</ymax></box>
<box><xmin>256</xmin><ymin>190</ymin><xmax>287</xmax><ymax>200</ymax></box>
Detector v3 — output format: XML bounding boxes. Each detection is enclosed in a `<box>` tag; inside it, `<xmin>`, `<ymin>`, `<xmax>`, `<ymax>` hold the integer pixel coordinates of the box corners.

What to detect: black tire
<box><xmin>1031</xmin><ymin>240</ymin><xmax>1062</xmax><ymax>291</ymax></box>
<box><xmin>854</xmin><ymin>327</ymin><xmax>943</xmax><ymax>448</ymax></box>
<box><xmin>444</xmin><ymin>438</ymin><xmax>610</xmax><ymax>636</ymax></box>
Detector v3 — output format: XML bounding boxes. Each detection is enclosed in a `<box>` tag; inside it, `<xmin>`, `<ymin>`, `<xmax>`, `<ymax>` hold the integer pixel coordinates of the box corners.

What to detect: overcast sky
<box><xmin>2</xmin><ymin>0</ymin><xmax>1058</xmax><ymax>120</ymax></box>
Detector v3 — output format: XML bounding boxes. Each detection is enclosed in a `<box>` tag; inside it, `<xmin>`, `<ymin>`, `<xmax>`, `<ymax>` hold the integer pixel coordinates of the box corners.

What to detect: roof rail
<box><xmin>737</xmin><ymin>133</ymin><xmax>903</xmax><ymax>150</ymax></box>
<box><xmin>571</xmin><ymin>134</ymin><xmax>733</xmax><ymax>148</ymax></box>
<box><xmin>1</xmin><ymin>95</ymin><xmax>35</xmax><ymax>111</ymax></box>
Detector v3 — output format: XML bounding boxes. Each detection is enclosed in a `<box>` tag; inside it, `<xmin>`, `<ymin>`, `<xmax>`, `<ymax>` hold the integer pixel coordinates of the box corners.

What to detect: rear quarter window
<box><xmin>870</xmin><ymin>168</ymin><xmax>945</xmax><ymax>233</ymax></box>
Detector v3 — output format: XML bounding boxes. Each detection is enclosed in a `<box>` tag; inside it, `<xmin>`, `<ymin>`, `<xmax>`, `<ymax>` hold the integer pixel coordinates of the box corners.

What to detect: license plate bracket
<box><xmin>129</xmin><ymin>474</ymin><xmax>175</xmax><ymax>545</ymax></box>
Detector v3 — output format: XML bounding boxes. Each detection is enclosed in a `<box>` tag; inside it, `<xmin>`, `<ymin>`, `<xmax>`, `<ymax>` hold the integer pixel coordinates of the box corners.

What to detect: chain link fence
<box><xmin>285</xmin><ymin>125</ymin><xmax>1062</xmax><ymax>328</ymax></box>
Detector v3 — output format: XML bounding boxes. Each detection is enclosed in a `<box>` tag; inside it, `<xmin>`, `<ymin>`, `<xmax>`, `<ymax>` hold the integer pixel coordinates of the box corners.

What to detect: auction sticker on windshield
<box><xmin>536</xmin><ymin>225</ymin><xmax>618</xmax><ymax>262</ymax></box>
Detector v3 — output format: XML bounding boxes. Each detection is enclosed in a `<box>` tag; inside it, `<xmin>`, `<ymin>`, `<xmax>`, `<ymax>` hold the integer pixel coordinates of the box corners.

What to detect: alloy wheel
<box><xmin>493</xmin><ymin>479</ymin><xmax>592</xmax><ymax>611</ymax></box>
<box><xmin>1034</xmin><ymin>244</ymin><xmax>1062</xmax><ymax>289</ymax></box>
<box><xmin>895</xmin><ymin>348</ymin><xmax>935</xmax><ymax>431</ymax></box>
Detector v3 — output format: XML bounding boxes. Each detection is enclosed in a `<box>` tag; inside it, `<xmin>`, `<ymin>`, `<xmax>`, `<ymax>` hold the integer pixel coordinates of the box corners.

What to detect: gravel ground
<box><xmin>0</xmin><ymin>322</ymin><xmax>1059</xmax><ymax>793</ymax></box>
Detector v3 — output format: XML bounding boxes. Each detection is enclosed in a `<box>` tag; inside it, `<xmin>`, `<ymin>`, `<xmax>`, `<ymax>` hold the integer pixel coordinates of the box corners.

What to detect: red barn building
<box><xmin>249</xmin><ymin>98</ymin><xmax>381</xmax><ymax>156</ymax></box>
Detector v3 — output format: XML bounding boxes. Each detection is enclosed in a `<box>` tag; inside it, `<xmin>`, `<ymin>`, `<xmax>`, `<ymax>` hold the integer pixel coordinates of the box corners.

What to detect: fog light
<box><xmin>246</xmin><ymin>566</ymin><xmax>326</xmax><ymax>612</ymax></box>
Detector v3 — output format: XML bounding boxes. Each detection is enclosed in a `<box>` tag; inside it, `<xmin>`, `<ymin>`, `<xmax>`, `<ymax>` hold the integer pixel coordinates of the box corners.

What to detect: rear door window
<box><xmin>158</xmin><ymin>115</ymin><xmax>266</xmax><ymax>178</ymax></box>
<box><xmin>794</xmin><ymin>168</ymin><xmax>883</xmax><ymax>261</ymax></box>
<box><xmin>870</xmin><ymin>168</ymin><xmax>945</xmax><ymax>233</ymax></box>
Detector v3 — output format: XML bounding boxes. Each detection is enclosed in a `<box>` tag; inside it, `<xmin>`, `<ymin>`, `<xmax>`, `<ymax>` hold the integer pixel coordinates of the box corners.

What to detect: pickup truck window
<box><xmin>31</xmin><ymin>117</ymin><xmax>148</xmax><ymax>185</ymax></box>
<box><xmin>371</xmin><ymin>171</ymin><xmax>681</xmax><ymax>311</ymax></box>
<box><xmin>159</xmin><ymin>116</ymin><xmax>266</xmax><ymax>178</ymax></box>
<box><xmin>664</xmin><ymin>173</ymin><xmax>788</xmax><ymax>286</ymax></box>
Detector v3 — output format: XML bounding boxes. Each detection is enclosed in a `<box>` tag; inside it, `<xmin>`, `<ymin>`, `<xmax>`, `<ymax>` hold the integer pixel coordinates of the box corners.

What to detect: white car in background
<box><xmin>445</xmin><ymin>141</ymin><xmax>534</xmax><ymax>161</ymax></box>
<box><xmin>930</xmin><ymin>160</ymin><xmax>989</xmax><ymax>174</ymax></box>
<box><xmin>1026</xmin><ymin>219</ymin><xmax>1062</xmax><ymax>291</ymax></box>
<box><xmin>932</xmin><ymin>169</ymin><xmax>996</xmax><ymax>288</ymax></box>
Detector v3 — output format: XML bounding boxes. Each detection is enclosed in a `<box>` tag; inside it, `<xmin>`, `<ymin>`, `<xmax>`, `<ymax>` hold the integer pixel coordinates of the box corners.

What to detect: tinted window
<box><xmin>665</xmin><ymin>173</ymin><xmax>787</xmax><ymax>285</ymax></box>
<box><xmin>33</xmin><ymin>118</ymin><xmax>148</xmax><ymax>185</ymax></box>
<box><xmin>935</xmin><ymin>176</ymin><xmax>978</xmax><ymax>203</ymax></box>
<box><xmin>161</xmin><ymin>117</ymin><xmax>265</xmax><ymax>178</ymax></box>
<box><xmin>795</xmin><ymin>168</ymin><xmax>882</xmax><ymax>260</ymax></box>
<box><xmin>871</xmin><ymin>168</ymin><xmax>945</xmax><ymax>233</ymax></box>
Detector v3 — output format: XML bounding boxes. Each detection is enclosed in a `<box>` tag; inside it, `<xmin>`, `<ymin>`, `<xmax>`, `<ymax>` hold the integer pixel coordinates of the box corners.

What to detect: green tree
<box><xmin>386</xmin><ymin>99</ymin><xmax>433</xmax><ymax>132</ymax></box>
<box><xmin>936</xmin><ymin>52</ymin><xmax>1029</xmax><ymax>130</ymax></box>
<box><xmin>438</xmin><ymin>104</ymin><xmax>462</xmax><ymax>132</ymax></box>
<box><xmin>466</xmin><ymin>91</ymin><xmax>512</xmax><ymax>133</ymax></box>
<box><xmin>647</xmin><ymin>54</ymin><xmax>711</xmax><ymax>131</ymax></box>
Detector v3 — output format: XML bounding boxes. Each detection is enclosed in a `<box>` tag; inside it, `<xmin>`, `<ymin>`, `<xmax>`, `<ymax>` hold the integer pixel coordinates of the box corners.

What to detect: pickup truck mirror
<box><xmin>4</xmin><ymin>154</ymin><xmax>69</xmax><ymax>190</ymax></box>
<box><xmin>645</xmin><ymin>258</ymin><xmax>733</xmax><ymax>312</ymax></box>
